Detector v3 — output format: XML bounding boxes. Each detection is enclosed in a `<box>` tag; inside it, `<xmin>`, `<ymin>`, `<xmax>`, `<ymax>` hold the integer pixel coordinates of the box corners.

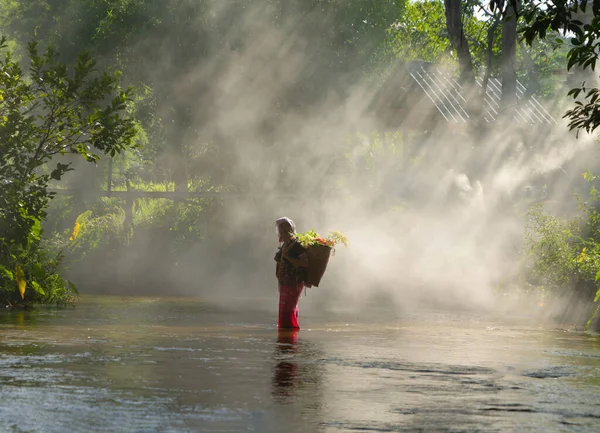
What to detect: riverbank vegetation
<box><xmin>0</xmin><ymin>37</ymin><xmax>137</xmax><ymax>307</ymax></box>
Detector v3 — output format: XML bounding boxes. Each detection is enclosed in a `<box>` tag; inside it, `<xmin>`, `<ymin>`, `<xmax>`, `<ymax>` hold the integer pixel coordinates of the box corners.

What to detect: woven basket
<box><xmin>305</xmin><ymin>244</ymin><xmax>332</xmax><ymax>287</ymax></box>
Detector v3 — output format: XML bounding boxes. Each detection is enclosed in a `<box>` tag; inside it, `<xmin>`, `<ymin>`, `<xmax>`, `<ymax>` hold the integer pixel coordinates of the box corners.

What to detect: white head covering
<box><xmin>275</xmin><ymin>217</ymin><xmax>296</xmax><ymax>235</ymax></box>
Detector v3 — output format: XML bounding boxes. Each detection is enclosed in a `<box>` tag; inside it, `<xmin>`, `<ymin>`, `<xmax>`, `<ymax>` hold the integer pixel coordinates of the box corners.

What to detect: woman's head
<box><xmin>276</xmin><ymin>217</ymin><xmax>296</xmax><ymax>242</ymax></box>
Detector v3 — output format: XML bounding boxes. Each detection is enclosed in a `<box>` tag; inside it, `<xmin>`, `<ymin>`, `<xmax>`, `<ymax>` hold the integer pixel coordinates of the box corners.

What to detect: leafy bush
<box><xmin>0</xmin><ymin>38</ymin><xmax>137</xmax><ymax>306</ymax></box>
<box><xmin>524</xmin><ymin>173</ymin><xmax>600</xmax><ymax>328</ymax></box>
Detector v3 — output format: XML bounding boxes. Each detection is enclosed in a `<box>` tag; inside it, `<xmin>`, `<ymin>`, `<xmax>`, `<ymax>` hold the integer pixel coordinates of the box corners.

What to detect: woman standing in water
<box><xmin>274</xmin><ymin>217</ymin><xmax>308</xmax><ymax>329</ymax></box>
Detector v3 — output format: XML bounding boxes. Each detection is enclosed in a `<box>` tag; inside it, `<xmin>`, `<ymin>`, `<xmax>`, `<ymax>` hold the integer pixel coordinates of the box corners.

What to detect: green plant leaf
<box><xmin>0</xmin><ymin>265</ymin><xmax>14</xmax><ymax>281</ymax></box>
<box><xmin>31</xmin><ymin>280</ymin><xmax>46</xmax><ymax>296</ymax></box>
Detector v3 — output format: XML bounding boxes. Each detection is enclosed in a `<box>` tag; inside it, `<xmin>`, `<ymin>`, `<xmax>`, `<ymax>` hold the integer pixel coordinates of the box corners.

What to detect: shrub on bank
<box><xmin>524</xmin><ymin>174</ymin><xmax>600</xmax><ymax>329</ymax></box>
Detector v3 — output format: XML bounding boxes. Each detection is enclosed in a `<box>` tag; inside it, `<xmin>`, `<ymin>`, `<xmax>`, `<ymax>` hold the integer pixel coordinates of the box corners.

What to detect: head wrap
<box><xmin>275</xmin><ymin>217</ymin><xmax>296</xmax><ymax>235</ymax></box>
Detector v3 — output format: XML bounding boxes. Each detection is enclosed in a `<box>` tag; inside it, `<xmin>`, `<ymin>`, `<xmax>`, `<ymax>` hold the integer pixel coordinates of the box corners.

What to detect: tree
<box><xmin>384</xmin><ymin>0</ymin><xmax>452</xmax><ymax>64</ymax></box>
<box><xmin>1</xmin><ymin>0</ymin><xmax>407</xmax><ymax>192</ymax></box>
<box><xmin>495</xmin><ymin>0</ymin><xmax>600</xmax><ymax>133</ymax></box>
<box><xmin>0</xmin><ymin>38</ymin><xmax>137</xmax><ymax>305</ymax></box>
<box><xmin>501</xmin><ymin>0</ymin><xmax>520</xmax><ymax>108</ymax></box>
<box><xmin>444</xmin><ymin>0</ymin><xmax>476</xmax><ymax>82</ymax></box>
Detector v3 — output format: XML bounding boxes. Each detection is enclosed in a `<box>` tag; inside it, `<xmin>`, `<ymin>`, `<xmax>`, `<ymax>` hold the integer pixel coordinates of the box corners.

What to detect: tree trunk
<box><xmin>482</xmin><ymin>17</ymin><xmax>501</xmax><ymax>102</ymax></box>
<box><xmin>479</xmin><ymin>16</ymin><xmax>502</xmax><ymax>121</ymax></box>
<box><xmin>443</xmin><ymin>0</ymin><xmax>474</xmax><ymax>83</ymax></box>
<box><xmin>501</xmin><ymin>0</ymin><xmax>519</xmax><ymax>109</ymax></box>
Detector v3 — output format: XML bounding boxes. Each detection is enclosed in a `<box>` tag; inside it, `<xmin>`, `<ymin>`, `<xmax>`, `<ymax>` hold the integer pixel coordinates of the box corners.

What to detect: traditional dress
<box><xmin>275</xmin><ymin>239</ymin><xmax>307</xmax><ymax>329</ymax></box>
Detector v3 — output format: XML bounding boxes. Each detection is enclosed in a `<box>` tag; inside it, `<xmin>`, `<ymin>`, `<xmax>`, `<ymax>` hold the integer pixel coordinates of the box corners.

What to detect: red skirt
<box><xmin>278</xmin><ymin>282</ymin><xmax>304</xmax><ymax>329</ymax></box>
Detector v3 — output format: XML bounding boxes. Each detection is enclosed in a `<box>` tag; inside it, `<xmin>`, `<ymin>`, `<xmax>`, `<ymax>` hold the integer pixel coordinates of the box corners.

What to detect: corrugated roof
<box><xmin>478</xmin><ymin>77</ymin><xmax>557</xmax><ymax>124</ymax></box>
<box><xmin>408</xmin><ymin>63</ymin><xmax>557</xmax><ymax>125</ymax></box>
<box><xmin>409</xmin><ymin>64</ymin><xmax>470</xmax><ymax>122</ymax></box>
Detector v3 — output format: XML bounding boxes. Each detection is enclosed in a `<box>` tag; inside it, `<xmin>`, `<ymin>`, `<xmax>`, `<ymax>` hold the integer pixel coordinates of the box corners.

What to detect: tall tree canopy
<box><xmin>1</xmin><ymin>0</ymin><xmax>407</xmax><ymax>191</ymax></box>
<box><xmin>492</xmin><ymin>0</ymin><xmax>600</xmax><ymax>133</ymax></box>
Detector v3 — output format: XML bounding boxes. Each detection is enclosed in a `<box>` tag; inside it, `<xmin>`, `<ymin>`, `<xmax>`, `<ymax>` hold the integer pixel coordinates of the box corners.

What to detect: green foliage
<box><xmin>517</xmin><ymin>34</ymin><xmax>569</xmax><ymax>99</ymax></box>
<box><xmin>0</xmin><ymin>37</ymin><xmax>137</xmax><ymax>306</ymax></box>
<box><xmin>497</xmin><ymin>0</ymin><xmax>600</xmax><ymax>133</ymax></box>
<box><xmin>383</xmin><ymin>0</ymin><xmax>452</xmax><ymax>65</ymax></box>
<box><xmin>381</xmin><ymin>0</ymin><xmax>567</xmax><ymax>99</ymax></box>
<box><xmin>295</xmin><ymin>229</ymin><xmax>349</xmax><ymax>250</ymax></box>
<box><xmin>386</xmin><ymin>0</ymin><xmax>502</xmax><ymax>72</ymax></box>
<box><xmin>45</xmin><ymin>190</ymin><xmax>218</xmax><ymax>276</ymax></box>
<box><xmin>319</xmin><ymin>0</ymin><xmax>406</xmax><ymax>69</ymax></box>
<box><xmin>564</xmin><ymin>86</ymin><xmax>600</xmax><ymax>134</ymax></box>
<box><xmin>133</xmin><ymin>198</ymin><xmax>216</xmax><ymax>249</ymax></box>
<box><xmin>525</xmin><ymin>173</ymin><xmax>600</xmax><ymax>329</ymax></box>
<box><xmin>0</xmin><ymin>0</ymin><xmax>410</xmax><ymax>192</ymax></box>
<box><xmin>525</xmin><ymin>204</ymin><xmax>586</xmax><ymax>289</ymax></box>
<box><xmin>65</xmin><ymin>203</ymin><xmax>128</xmax><ymax>257</ymax></box>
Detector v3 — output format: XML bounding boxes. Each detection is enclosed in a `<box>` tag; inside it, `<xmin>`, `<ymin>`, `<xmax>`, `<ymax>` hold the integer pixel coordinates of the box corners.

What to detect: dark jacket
<box><xmin>275</xmin><ymin>240</ymin><xmax>307</xmax><ymax>285</ymax></box>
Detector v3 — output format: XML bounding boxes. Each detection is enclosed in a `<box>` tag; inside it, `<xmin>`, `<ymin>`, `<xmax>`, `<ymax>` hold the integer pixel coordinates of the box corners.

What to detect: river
<box><xmin>0</xmin><ymin>295</ymin><xmax>598</xmax><ymax>432</ymax></box>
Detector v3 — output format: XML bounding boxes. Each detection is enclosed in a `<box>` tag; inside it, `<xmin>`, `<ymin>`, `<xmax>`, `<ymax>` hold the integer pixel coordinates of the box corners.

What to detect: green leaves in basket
<box><xmin>295</xmin><ymin>229</ymin><xmax>348</xmax><ymax>250</ymax></box>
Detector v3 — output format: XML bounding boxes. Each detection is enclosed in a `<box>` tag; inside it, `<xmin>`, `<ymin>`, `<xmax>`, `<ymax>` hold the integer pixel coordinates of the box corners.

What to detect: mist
<box><xmin>45</xmin><ymin>0</ymin><xmax>600</xmax><ymax>320</ymax></box>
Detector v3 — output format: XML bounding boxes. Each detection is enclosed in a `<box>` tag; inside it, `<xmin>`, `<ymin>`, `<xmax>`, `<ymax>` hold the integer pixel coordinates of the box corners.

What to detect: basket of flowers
<box><xmin>296</xmin><ymin>229</ymin><xmax>348</xmax><ymax>287</ymax></box>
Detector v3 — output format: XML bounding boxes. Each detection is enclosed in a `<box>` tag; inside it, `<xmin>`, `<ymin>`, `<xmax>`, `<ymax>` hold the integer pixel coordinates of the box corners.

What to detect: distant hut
<box><xmin>370</xmin><ymin>60</ymin><xmax>557</xmax><ymax>135</ymax></box>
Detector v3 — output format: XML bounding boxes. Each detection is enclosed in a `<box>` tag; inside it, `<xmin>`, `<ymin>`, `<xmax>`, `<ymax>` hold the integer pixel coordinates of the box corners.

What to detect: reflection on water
<box><xmin>269</xmin><ymin>329</ymin><xmax>326</xmax><ymax>432</ymax></box>
<box><xmin>0</xmin><ymin>296</ymin><xmax>598</xmax><ymax>432</ymax></box>
<box><xmin>273</xmin><ymin>330</ymin><xmax>300</xmax><ymax>398</ymax></box>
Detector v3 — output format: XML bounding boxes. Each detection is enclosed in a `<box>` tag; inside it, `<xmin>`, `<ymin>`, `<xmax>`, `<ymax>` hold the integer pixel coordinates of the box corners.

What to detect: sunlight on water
<box><xmin>0</xmin><ymin>296</ymin><xmax>598</xmax><ymax>432</ymax></box>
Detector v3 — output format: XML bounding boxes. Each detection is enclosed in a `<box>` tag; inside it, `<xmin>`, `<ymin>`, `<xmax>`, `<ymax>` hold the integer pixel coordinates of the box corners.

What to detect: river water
<box><xmin>0</xmin><ymin>295</ymin><xmax>599</xmax><ymax>432</ymax></box>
